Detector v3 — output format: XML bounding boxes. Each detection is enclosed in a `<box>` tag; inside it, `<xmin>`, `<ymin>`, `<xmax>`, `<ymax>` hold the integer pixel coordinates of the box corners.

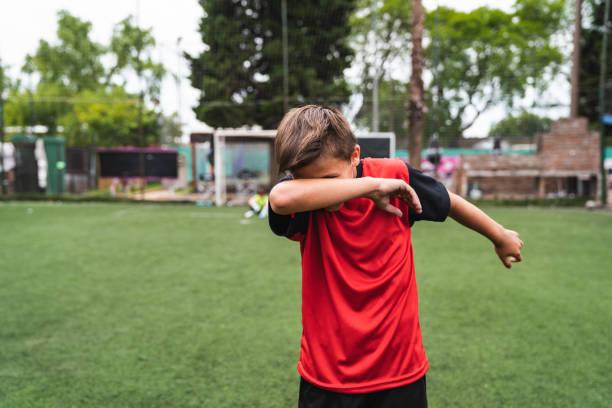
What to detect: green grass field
<box><xmin>1</xmin><ymin>202</ymin><xmax>611</xmax><ymax>407</ymax></box>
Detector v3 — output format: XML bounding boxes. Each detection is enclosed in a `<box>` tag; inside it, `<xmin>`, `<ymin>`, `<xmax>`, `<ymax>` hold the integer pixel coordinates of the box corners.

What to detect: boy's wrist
<box><xmin>490</xmin><ymin>224</ymin><xmax>507</xmax><ymax>247</ymax></box>
<box><xmin>360</xmin><ymin>177</ymin><xmax>382</xmax><ymax>199</ymax></box>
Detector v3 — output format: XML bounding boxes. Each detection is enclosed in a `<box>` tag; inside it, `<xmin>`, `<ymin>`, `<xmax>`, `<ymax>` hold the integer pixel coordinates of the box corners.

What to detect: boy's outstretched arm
<box><xmin>448</xmin><ymin>192</ymin><xmax>524</xmax><ymax>269</ymax></box>
<box><xmin>269</xmin><ymin>177</ymin><xmax>422</xmax><ymax>217</ymax></box>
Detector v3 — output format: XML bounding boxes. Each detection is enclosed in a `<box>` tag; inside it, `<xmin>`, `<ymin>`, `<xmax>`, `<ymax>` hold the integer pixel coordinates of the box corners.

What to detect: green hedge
<box><xmin>0</xmin><ymin>193</ymin><xmax>195</xmax><ymax>205</ymax></box>
<box><xmin>469</xmin><ymin>197</ymin><xmax>590</xmax><ymax>207</ymax></box>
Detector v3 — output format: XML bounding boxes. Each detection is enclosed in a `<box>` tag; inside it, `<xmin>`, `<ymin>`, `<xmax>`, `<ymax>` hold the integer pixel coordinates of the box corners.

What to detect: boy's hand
<box><xmin>493</xmin><ymin>229</ymin><xmax>524</xmax><ymax>269</ymax></box>
<box><xmin>366</xmin><ymin>178</ymin><xmax>422</xmax><ymax>218</ymax></box>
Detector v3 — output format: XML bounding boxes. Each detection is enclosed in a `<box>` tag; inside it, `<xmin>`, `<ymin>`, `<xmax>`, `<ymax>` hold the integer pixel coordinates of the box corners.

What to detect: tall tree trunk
<box><xmin>408</xmin><ymin>0</ymin><xmax>425</xmax><ymax>168</ymax></box>
<box><xmin>389</xmin><ymin>83</ymin><xmax>395</xmax><ymax>134</ymax></box>
<box><xmin>570</xmin><ymin>0</ymin><xmax>582</xmax><ymax>118</ymax></box>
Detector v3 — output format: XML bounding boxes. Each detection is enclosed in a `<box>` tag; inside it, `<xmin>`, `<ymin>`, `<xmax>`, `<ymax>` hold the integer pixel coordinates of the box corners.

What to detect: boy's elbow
<box><xmin>269</xmin><ymin>185</ymin><xmax>294</xmax><ymax>215</ymax></box>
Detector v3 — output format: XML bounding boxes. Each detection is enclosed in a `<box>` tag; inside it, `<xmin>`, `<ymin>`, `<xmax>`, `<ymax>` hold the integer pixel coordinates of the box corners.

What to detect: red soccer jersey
<box><xmin>293</xmin><ymin>158</ymin><xmax>428</xmax><ymax>393</ymax></box>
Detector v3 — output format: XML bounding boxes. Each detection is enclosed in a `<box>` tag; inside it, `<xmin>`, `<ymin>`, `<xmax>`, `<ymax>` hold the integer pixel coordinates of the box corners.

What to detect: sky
<box><xmin>0</xmin><ymin>0</ymin><xmax>570</xmax><ymax>139</ymax></box>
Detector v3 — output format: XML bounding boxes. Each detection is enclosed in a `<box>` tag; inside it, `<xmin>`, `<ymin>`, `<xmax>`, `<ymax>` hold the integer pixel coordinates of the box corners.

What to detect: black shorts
<box><xmin>298</xmin><ymin>376</ymin><xmax>427</xmax><ymax>408</ymax></box>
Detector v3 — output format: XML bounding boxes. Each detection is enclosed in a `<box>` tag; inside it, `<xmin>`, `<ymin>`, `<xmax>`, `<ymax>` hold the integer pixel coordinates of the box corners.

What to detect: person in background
<box><xmin>245</xmin><ymin>185</ymin><xmax>269</xmax><ymax>218</ymax></box>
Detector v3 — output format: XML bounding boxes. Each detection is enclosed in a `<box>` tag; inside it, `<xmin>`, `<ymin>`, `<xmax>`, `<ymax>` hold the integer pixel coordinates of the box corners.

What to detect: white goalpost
<box><xmin>213</xmin><ymin>129</ymin><xmax>277</xmax><ymax>206</ymax></box>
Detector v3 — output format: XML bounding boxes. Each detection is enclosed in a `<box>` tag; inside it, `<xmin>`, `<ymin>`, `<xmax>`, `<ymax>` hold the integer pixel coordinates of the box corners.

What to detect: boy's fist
<box><xmin>494</xmin><ymin>229</ymin><xmax>524</xmax><ymax>269</ymax></box>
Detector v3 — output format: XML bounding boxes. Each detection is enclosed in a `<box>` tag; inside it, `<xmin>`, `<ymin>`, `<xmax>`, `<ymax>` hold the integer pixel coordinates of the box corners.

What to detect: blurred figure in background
<box><xmin>244</xmin><ymin>185</ymin><xmax>269</xmax><ymax>218</ymax></box>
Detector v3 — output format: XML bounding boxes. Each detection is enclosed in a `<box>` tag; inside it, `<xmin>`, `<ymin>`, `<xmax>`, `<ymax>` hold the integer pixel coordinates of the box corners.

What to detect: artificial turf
<box><xmin>1</xmin><ymin>202</ymin><xmax>610</xmax><ymax>407</ymax></box>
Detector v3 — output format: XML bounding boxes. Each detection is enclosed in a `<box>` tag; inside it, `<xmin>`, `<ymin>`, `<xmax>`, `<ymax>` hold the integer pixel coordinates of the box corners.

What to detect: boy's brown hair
<box><xmin>275</xmin><ymin>105</ymin><xmax>356</xmax><ymax>174</ymax></box>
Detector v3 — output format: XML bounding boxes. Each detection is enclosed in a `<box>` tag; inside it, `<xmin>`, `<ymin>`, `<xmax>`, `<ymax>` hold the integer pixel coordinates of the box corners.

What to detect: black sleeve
<box><xmin>268</xmin><ymin>176</ymin><xmax>309</xmax><ymax>238</ymax></box>
<box><xmin>406</xmin><ymin>164</ymin><xmax>450</xmax><ymax>227</ymax></box>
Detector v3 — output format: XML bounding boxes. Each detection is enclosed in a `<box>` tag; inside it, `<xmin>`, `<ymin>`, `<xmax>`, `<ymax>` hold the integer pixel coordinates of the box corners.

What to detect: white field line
<box><xmin>185</xmin><ymin>212</ymin><xmax>242</xmax><ymax>218</ymax></box>
<box><xmin>111</xmin><ymin>208</ymin><xmax>240</xmax><ymax>218</ymax></box>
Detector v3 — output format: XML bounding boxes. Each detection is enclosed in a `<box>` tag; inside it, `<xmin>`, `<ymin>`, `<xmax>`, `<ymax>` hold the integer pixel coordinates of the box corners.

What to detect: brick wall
<box><xmin>457</xmin><ymin>117</ymin><xmax>601</xmax><ymax>199</ymax></box>
<box><xmin>461</xmin><ymin>154</ymin><xmax>539</xmax><ymax>172</ymax></box>
<box><xmin>470</xmin><ymin>176</ymin><xmax>539</xmax><ymax>199</ymax></box>
<box><xmin>539</xmin><ymin>118</ymin><xmax>600</xmax><ymax>172</ymax></box>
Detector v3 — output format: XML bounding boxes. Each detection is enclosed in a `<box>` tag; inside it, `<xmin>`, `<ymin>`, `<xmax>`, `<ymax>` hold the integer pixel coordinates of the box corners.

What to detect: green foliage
<box><xmin>350</xmin><ymin>0</ymin><xmax>411</xmax><ymax>87</ymax></box>
<box><xmin>579</xmin><ymin>0</ymin><xmax>612</xmax><ymax>123</ymax></box>
<box><xmin>58</xmin><ymin>87</ymin><xmax>159</xmax><ymax>147</ymax></box>
<box><xmin>188</xmin><ymin>0</ymin><xmax>356</xmax><ymax>129</ymax></box>
<box><xmin>27</xmin><ymin>10</ymin><xmax>105</xmax><ymax>93</ymax></box>
<box><xmin>355</xmin><ymin>79</ymin><xmax>409</xmax><ymax>141</ymax></box>
<box><xmin>425</xmin><ymin>0</ymin><xmax>566</xmax><ymax>145</ymax></box>
<box><xmin>3</xmin><ymin>95</ymin><xmax>28</xmax><ymax>130</ymax></box>
<box><xmin>468</xmin><ymin>196</ymin><xmax>589</xmax><ymax>207</ymax></box>
<box><xmin>1</xmin><ymin>66</ymin><xmax>24</xmax><ymax>128</ymax></box>
<box><xmin>0</xmin><ymin>63</ymin><xmax>10</xmax><ymax>96</ymax></box>
<box><xmin>5</xmin><ymin>10</ymin><xmax>165</xmax><ymax>147</ymax></box>
<box><xmin>32</xmin><ymin>82</ymin><xmax>72</xmax><ymax>134</ymax></box>
<box><xmin>349</xmin><ymin>0</ymin><xmax>411</xmax><ymax>143</ymax></box>
<box><xmin>107</xmin><ymin>16</ymin><xmax>166</xmax><ymax>101</ymax></box>
<box><xmin>488</xmin><ymin>111</ymin><xmax>553</xmax><ymax>138</ymax></box>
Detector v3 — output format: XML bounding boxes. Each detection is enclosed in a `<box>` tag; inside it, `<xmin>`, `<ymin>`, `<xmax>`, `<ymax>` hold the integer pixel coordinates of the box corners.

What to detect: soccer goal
<box><xmin>213</xmin><ymin>129</ymin><xmax>278</xmax><ymax>206</ymax></box>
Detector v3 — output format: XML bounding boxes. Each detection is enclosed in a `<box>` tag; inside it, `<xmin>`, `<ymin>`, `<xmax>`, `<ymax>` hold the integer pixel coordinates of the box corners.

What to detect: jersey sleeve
<box><xmin>268</xmin><ymin>176</ymin><xmax>309</xmax><ymax>240</ymax></box>
<box><xmin>406</xmin><ymin>164</ymin><xmax>450</xmax><ymax>226</ymax></box>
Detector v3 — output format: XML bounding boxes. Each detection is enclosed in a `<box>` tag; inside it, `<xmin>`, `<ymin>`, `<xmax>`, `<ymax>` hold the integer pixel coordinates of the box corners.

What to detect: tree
<box><xmin>2</xmin><ymin>81</ymin><xmax>30</xmax><ymax>131</ymax></box>
<box><xmin>571</xmin><ymin>0</ymin><xmax>583</xmax><ymax>118</ymax></box>
<box><xmin>579</xmin><ymin>0</ymin><xmax>612</xmax><ymax>123</ymax></box>
<box><xmin>188</xmin><ymin>0</ymin><xmax>357</xmax><ymax>129</ymax></box>
<box><xmin>488</xmin><ymin>112</ymin><xmax>553</xmax><ymax>139</ymax></box>
<box><xmin>0</xmin><ymin>62</ymin><xmax>10</xmax><ymax>95</ymax></box>
<box><xmin>0</xmin><ymin>64</ymin><xmax>26</xmax><ymax>129</ymax></box>
<box><xmin>8</xmin><ymin>10</ymin><xmax>165</xmax><ymax>146</ymax></box>
<box><xmin>349</xmin><ymin>0</ymin><xmax>412</xmax><ymax>134</ymax></box>
<box><xmin>424</xmin><ymin>0</ymin><xmax>566</xmax><ymax>146</ymax></box>
<box><xmin>26</xmin><ymin>10</ymin><xmax>105</xmax><ymax>93</ymax></box>
<box><xmin>408</xmin><ymin>0</ymin><xmax>425</xmax><ymax>168</ymax></box>
<box><xmin>350</xmin><ymin>0</ymin><xmax>412</xmax><ymax>80</ymax></box>
<box><xmin>107</xmin><ymin>16</ymin><xmax>165</xmax><ymax>103</ymax></box>
<box><xmin>59</xmin><ymin>87</ymin><xmax>159</xmax><ymax>147</ymax></box>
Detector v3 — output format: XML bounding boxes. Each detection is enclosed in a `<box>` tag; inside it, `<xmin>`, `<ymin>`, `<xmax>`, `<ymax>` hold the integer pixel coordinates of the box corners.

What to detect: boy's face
<box><xmin>292</xmin><ymin>145</ymin><xmax>360</xmax><ymax>211</ymax></box>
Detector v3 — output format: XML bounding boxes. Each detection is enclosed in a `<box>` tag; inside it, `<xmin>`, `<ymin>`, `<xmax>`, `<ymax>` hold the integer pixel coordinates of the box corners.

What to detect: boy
<box><xmin>268</xmin><ymin>105</ymin><xmax>523</xmax><ymax>407</ymax></box>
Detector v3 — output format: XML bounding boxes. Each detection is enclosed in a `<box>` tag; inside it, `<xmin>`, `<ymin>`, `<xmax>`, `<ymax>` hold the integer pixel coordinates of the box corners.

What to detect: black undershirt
<box><xmin>269</xmin><ymin>162</ymin><xmax>451</xmax><ymax>237</ymax></box>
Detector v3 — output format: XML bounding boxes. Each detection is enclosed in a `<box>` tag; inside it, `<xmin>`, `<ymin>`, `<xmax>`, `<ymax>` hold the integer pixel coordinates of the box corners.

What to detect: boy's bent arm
<box><xmin>448</xmin><ymin>192</ymin><xmax>524</xmax><ymax>269</ymax></box>
<box><xmin>270</xmin><ymin>177</ymin><xmax>422</xmax><ymax>217</ymax></box>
